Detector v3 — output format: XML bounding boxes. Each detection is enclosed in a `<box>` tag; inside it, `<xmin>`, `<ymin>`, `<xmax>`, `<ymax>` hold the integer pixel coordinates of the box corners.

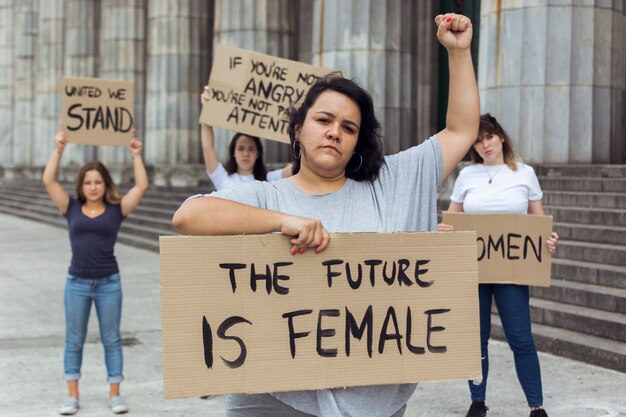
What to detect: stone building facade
<box><xmin>0</xmin><ymin>1</ymin><xmax>623</xmax><ymax>185</ymax></box>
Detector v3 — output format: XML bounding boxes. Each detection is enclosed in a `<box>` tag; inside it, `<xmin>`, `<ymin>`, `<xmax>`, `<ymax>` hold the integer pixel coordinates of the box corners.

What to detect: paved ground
<box><xmin>1</xmin><ymin>212</ymin><xmax>625</xmax><ymax>417</ymax></box>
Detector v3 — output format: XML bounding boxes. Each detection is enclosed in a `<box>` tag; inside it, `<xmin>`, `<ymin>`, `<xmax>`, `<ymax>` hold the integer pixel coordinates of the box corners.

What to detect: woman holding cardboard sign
<box><xmin>200</xmin><ymin>86</ymin><xmax>292</xmax><ymax>190</ymax></box>
<box><xmin>438</xmin><ymin>113</ymin><xmax>559</xmax><ymax>417</ymax></box>
<box><xmin>174</xmin><ymin>13</ymin><xmax>476</xmax><ymax>417</ymax></box>
<box><xmin>43</xmin><ymin>128</ymin><xmax>148</xmax><ymax>415</ymax></box>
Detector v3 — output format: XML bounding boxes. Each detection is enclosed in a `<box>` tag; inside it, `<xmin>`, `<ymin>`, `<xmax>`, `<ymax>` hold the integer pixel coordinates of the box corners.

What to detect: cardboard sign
<box><xmin>441</xmin><ymin>213</ymin><xmax>553</xmax><ymax>287</ymax></box>
<box><xmin>200</xmin><ymin>45</ymin><xmax>334</xmax><ymax>144</ymax></box>
<box><xmin>62</xmin><ymin>77</ymin><xmax>134</xmax><ymax>146</ymax></box>
<box><xmin>159</xmin><ymin>232</ymin><xmax>481</xmax><ymax>399</ymax></box>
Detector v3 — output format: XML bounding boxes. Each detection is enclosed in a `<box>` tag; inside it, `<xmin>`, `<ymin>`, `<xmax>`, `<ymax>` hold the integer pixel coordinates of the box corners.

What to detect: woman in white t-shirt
<box><xmin>439</xmin><ymin>113</ymin><xmax>559</xmax><ymax>417</ymax></box>
<box><xmin>200</xmin><ymin>86</ymin><xmax>292</xmax><ymax>190</ymax></box>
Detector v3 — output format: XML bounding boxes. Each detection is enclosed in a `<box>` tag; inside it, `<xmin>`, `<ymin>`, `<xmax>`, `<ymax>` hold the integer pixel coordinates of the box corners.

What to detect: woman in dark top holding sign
<box><xmin>174</xmin><ymin>13</ymin><xmax>477</xmax><ymax>417</ymax></box>
<box><xmin>438</xmin><ymin>113</ymin><xmax>559</xmax><ymax>417</ymax></box>
<box><xmin>43</xmin><ymin>128</ymin><xmax>148</xmax><ymax>415</ymax></box>
<box><xmin>200</xmin><ymin>86</ymin><xmax>292</xmax><ymax>190</ymax></box>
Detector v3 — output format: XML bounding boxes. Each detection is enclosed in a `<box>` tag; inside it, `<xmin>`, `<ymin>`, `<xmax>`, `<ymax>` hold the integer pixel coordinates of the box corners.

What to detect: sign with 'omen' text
<box><xmin>442</xmin><ymin>212</ymin><xmax>553</xmax><ymax>287</ymax></box>
<box><xmin>159</xmin><ymin>232</ymin><xmax>481</xmax><ymax>398</ymax></box>
<box><xmin>62</xmin><ymin>77</ymin><xmax>134</xmax><ymax>146</ymax></box>
<box><xmin>200</xmin><ymin>45</ymin><xmax>334</xmax><ymax>144</ymax></box>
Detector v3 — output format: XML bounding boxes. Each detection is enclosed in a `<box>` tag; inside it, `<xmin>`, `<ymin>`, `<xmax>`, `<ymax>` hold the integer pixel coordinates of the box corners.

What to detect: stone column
<box><xmin>478</xmin><ymin>1</ymin><xmax>625</xmax><ymax>163</ymax></box>
<box><xmin>98</xmin><ymin>0</ymin><xmax>147</xmax><ymax>174</ymax></box>
<box><xmin>0</xmin><ymin>1</ymin><xmax>15</xmax><ymax>166</ymax></box>
<box><xmin>64</xmin><ymin>0</ymin><xmax>100</xmax><ymax>165</ymax></box>
<box><xmin>34</xmin><ymin>0</ymin><xmax>65</xmax><ymax>167</ymax></box>
<box><xmin>311</xmin><ymin>0</ymin><xmax>438</xmax><ymax>155</ymax></box>
<box><xmin>145</xmin><ymin>0</ymin><xmax>213</xmax><ymax>186</ymax></box>
<box><xmin>213</xmin><ymin>0</ymin><xmax>296</xmax><ymax>163</ymax></box>
<box><xmin>11</xmin><ymin>1</ymin><xmax>37</xmax><ymax>171</ymax></box>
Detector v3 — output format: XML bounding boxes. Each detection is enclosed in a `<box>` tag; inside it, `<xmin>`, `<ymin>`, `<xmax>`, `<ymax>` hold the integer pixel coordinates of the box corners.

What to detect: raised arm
<box><xmin>200</xmin><ymin>86</ymin><xmax>219</xmax><ymax>174</ymax></box>
<box><xmin>120</xmin><ymin>136</ymin><xmax>149</xmax><ymax>216</ymax></box>
<box><xmin>434</xmin><ymin>13</ymin><xmax>480</xmax><ymax>180</ymax></box>
<box><xmin>172</xmin><ymin>197</ymin><xmax>330</xmax><ymax>254</ymax></box>
<box><xmin>42</xmin><ymin>129</ymin><xmax>70</xmax><ymax>214</ymax></box>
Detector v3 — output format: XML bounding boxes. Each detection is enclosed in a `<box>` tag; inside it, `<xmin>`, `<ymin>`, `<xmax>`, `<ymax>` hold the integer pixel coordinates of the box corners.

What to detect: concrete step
<box><xmin>544</xmin><ymin>205</ymin><xmax>626</xmax><ymax>227</ymax></box>
<box><xmin>543</xmin><ymin>191</ymin><xmax>626</xmax><ymax>209</ymax></box>
<box><xmin>531</xmin><ymin>279</ymin><xmax>626</xmax><ymax>314</ymax></box>
<box><xmin>491</xmin><ymin>314</ymin><xmax>626</xmax><ymax>373</ymax></box>
<box><xmin>529</xmin><ymin>298</ymin><xmax>626</xmax><ymax>343</ymax></box>
<box><xmin>538</xmin><ymin>177</ymin><xmax>626</xmax><ymax>193</ymax></box>
<box><xmin>552</xmin><ymin>258</ymin><xmax>626</xmax><ymax>289</ymax></box>
<box><xmin>0</xmin><ymin>180</ymin><xmax>207</xmax><ymax>202</ymax></box>
<box><xmin>553</xmin><ymin>222</ymin><xmax>626</xmax><ymax>245</ymax></box>
<box><xmin>117</xmin><ymin>233</ymin><xmax>160</xmax><ymax>252</ymax></box>
<box><xmin>0</xmin><ymin>196</ymin><xmax>171</xmax><ymax>249</ymax></box>
<box><xmin>0</xmin><ymin>203</ymin><xmax>66</xmax><ymax>229</ymax></box>
<box><xmin>534</xmin><ymin>164</ymin><xmax>626</xmax><ymax>178</ymax></box>
<box><xmin>1</xmin><ymin>185</ymin><xmax>186</xmax><ymax>217</ymax></box>
<box><xmin>555</xmin><ymin>240</ymin><xmax>626</xmax><ymax>268</ymax></box>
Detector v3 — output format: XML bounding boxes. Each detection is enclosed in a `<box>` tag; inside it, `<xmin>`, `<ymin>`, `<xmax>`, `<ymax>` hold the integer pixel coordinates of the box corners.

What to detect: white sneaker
<box><xmin>109</xmin><ymin>395</ymin><xmax>129</xmax><ymax>414</ymax></box>
<box><xmin>59</xmin><ymin>397</ymin><xmax>79</xmax><ymax>415</ymax></box>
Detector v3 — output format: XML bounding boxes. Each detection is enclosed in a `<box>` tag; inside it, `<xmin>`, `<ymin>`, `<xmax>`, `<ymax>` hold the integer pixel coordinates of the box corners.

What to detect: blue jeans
<box><xmin>469</xmin><ymin>284</ymin><xmax>543</xmax><ymax>407</ymax></box>
<box><xmin>64</xmin><ymin>273</ymin><xmax>124</xmax><ymax>384</ymax></box>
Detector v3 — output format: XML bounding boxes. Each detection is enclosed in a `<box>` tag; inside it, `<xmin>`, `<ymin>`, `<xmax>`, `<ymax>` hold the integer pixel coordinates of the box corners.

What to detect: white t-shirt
<box><xmin>207</xmin><ymin>163</ymin><xmax>284</xmax><ymax>191</ymax></box>
<box><xmin>450</xmin><ymin>163</ymin><xmax>543</xmax><ymax>214</ymax></box>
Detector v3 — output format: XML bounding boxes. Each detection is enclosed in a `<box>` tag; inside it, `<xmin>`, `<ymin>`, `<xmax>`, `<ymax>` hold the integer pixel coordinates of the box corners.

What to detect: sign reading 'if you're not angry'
<box><xmin>62</xmin><ymin>77</ymin><xmax>134</xmax><ymax>146</ymax></box>
<box><xmin>200</xmin><ymin>45</ymin><xmax>334</xmax><ymax>144</ymax></box>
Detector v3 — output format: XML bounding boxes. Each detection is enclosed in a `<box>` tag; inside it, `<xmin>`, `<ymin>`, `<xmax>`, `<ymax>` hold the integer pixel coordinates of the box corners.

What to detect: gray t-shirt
<box><xmin>206</xmin><ymin>135</ymin><xmax>443</xmax><ymax>417</ymax></box>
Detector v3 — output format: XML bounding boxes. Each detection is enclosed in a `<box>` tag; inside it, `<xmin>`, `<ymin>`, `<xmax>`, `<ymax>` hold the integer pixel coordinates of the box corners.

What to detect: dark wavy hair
<box><xmin>224</xmin><ymin>133</ymin><xmax>268</xmax><ymax>181</ymax></box>
<box><xmin>287</xmin><ymin>73</ymin><xmax>385</xmax><ymax>182</ymax></box>
<box><xmin>76</xmin><ymin>161</ymin><xmax>121</xmax><ymax>204</ymax></box>
<box><xmin>469</xmin><ymin>113</ymin><xmax>519</xmax><ymax>171</ymax></box>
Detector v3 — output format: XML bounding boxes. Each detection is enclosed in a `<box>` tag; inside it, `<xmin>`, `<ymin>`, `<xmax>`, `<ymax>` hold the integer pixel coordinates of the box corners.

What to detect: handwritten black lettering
<box><xmin>250</xmin><ymin>59</ymin><xmax>288</xmax><ymax>81</ymax></box>
<box><xmin>507</xmin><ymin>233</ymin><xmax>522</xmax><ymax>260</ymax></box>
<box><xmin>243</xmin><ymin>78</ymin><xmax>304</xmax><ymax>105</ymax></box>
<box><xmin>64</xmin><ymin>85</ymin><xmax>101</xmax><ymax>98</ymax></box>
<box><xmin>66</xmin><ymin>104</ymin><xmax>133</xmax><ymax>133</ymax></box>
<box><xmin>226</xmin><ymin>106</ymin><xmax>289</xmax><ymax>135</ymax></box>
<box><xmin>317</xmin><ymin>309</ymin><xmax>340</xmax><ymax>357</ymax></box>
<box><xmin>284</xmin><ymin>305</ymin><xmax>451</xmax><ymax>359</ymax></box>
<box><xmin>477</xmin><ymin>234</ymin><xmax>543</xmax><ymax>262</ymax></box>
<box><xmin>425</xmin><ymin>309</ymin><xmax>450</xmax><ymax>353</ymax></box>
<box><xmin>296</xmin><ymin>72</ymin><xmax>321</xmax><ymax>86</ymax></box>
<box><xmin>322</xmin><ymin>259</ymin><xmax>433</xmax><ymax>289</ymax></box>
<box><xmin>107</xmin><ymin>88</ymin><xmax>126</xmax><ymax>100</ymax></box>
<box><xmin>378</xmin><ymin>306</ymin><xmax>402</xmax><ymax>355</ymax></box>
<box><xmin>488</xmin><ymin>234</ymin><xmax>505</xmax><ymax>259</ymax></box>
<box><xmin>364</xmin><ymin>259</ymin><xmax>383</xmax><ymax>286</ymax></box>
<box><xmin>202</xmin><ymin>315</ymin><xmax>253</xmax><ymax>369</ymax></box>
<box><xmin>229</xmin><ymin>56</ymin><xmax>243</xmax><ymax>69</ymax></box>
<box><xmin>405</xmin><ymin>307</ymin><xmax>425</xmax><ymax>354</ymax></box>
<box><xmin>211</xmin><ymin>88</ymin><xmax>246</xmax><ymax>105</ymax></box>
<box><xmin>282</xmin><ymin>309</ymin><xmax>313</xmax><ymax>359</ymax></box>
<box><xmin>248</xmin><ymin>97</ymin><xmax>272</xmax><ymax>112</ymax></box>
<box><xmin>523</xmin><ymin>235</ymin><xmax>542</xmax><ymax>262</ymax></box>
<box><xmin>345</xmin><ymin>306</ymin><xmax>373</xmax><ymax>358</ymax></box>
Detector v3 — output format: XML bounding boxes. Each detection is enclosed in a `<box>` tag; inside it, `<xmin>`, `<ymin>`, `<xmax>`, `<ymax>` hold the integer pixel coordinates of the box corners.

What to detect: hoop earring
<box><xmin>348</xmin><ymin>152</ymin><xmax>363</xmax><ymax>173</ymax></box>
<box><xmin>292</xmin><ymin>141</ymin><xmax>301</xmax><ymax>160</ymax></box>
